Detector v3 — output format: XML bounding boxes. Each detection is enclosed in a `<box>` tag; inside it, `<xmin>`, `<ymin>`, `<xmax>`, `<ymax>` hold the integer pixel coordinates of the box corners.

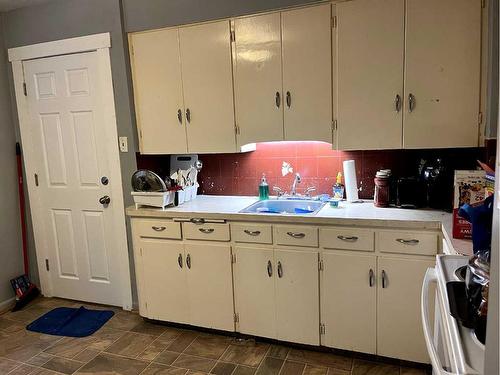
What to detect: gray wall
<box><xmin>0</xmin><ymin>15</ymin><xmax>23</xmax><ymax>306</ymax></box>
<box><xmin>1</xmin><ymin>0</ymin><xmax>138</xmax><ymax>301</ymax></box>
<box><xmin>123</xmin><ymin>0</ymin><xmax>323</xmax><ymax>32</ymax></box>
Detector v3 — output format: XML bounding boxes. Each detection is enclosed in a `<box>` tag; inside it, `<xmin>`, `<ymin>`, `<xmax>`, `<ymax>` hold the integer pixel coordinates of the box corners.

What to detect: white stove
<box><xmin>421</xmin><ymin>255</ymin><xmax>485</xmax><ymax>375</ymax></box>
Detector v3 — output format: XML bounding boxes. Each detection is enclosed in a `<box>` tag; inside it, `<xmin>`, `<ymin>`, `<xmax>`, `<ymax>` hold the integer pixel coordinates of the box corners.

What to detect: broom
<box><xmin>11</xmin><ymin>143</ymin><xmax>39</xmax><ymax>311</ymax></box>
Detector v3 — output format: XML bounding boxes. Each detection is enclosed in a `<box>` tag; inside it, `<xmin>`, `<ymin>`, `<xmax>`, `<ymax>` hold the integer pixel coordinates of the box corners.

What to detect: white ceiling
<box><xmin>0</xmin><ymin>0</ymin><xmax>52</xmax><ymax>12</ymax></box>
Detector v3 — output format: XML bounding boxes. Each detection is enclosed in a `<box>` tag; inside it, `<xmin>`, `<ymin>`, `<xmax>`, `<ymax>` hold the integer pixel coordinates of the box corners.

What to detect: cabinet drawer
<box><xmin>231</xmin><ymin>223</ymin><xmax>272</xmax><ymax>244</ymax></box>
<box><xmin>320</xmin><ymin>228</ymin><xmax>375</xmax><ymax>251</ymax></box>
<box><xmin>183</xmin><ymin>222</ymin><xmax>230</xmax><ymax>241</ymax></box>
<box><xmin>275</xmin><ymin>225</ymin><xmax>318</xmax><ymax>248</ymax></box>
<box><xmin>134</xmin><ymin>219</ymin><xmax>182</xmax><ymax>240</ymax></box>
<box><xmin>377</xmin><ymin>230</ymin><xmax>438</xmax><ymax>256</ymax></box>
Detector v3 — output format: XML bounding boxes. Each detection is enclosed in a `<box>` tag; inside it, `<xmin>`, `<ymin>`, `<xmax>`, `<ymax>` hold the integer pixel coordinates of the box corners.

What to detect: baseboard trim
<box><xmin>0</xmin><ymin>297</ymin><xmax>15</xmax><ymax>314</ymax></box>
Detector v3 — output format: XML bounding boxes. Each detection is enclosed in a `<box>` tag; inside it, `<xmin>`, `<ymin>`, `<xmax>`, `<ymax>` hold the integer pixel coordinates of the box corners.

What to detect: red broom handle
<box><xmin>16</xmin><ymin>143</ymin><xmax>29</xmax><ymax>275</ymax></box>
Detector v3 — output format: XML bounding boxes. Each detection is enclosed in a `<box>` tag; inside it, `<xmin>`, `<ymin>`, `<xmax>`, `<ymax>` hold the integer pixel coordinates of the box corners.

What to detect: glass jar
<box><xmin>374</xmin><ymin>172</ymin><xmax>390</xmax><ymax>207</ymax></box>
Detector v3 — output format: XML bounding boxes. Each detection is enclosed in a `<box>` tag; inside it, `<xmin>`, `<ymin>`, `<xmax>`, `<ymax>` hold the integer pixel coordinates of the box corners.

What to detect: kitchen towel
<box><xmin>26</xmin><ymin>306</ymin><xmax>114</xmax><ymax>337</ymax></box>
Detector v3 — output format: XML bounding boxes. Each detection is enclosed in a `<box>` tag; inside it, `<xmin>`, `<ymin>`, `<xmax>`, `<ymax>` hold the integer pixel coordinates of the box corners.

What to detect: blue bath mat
<box><xmin>27</xmin><ymin>306</ymin><xmax>114</xmax><ymax>337</ymax></box>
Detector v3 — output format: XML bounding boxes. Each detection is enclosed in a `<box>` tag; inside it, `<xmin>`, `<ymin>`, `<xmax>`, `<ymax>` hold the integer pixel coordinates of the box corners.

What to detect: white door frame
<box><xmin>8</xmin><ymin>33</ymin><xmax>133</xmax><ymax>310</ymax></box>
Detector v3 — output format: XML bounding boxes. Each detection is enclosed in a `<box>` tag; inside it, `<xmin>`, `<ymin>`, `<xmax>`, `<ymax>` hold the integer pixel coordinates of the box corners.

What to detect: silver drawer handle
<box><xmin>337</xmin><ymin>235</ymin><xmax>358</xmax><ymax>242</ymax></box>
<box><xmin>152</xmin><ymin>226</ymin><xmax>166</xmax><ymax>232</ymax></box>
<box><xmin>287</xmin><ymin>231</ymin><xmax>305</xmax><ymax>239</ymax></box>
<box><xmin>244</xmin><ymin>230</ymin><xmax>261</xmax><ymax>236</ymax></box>
<box><xmin>199</xmin><ymin>228</ymin><xmax>215</xmax><ymax>234</ymax></box>
<box><xmin>190</xmin><ymin>218</ymin><xmax>206</xmax><ymax>225</ymax></box>
<box><xmin>396</xmin><ymin>238</ymin><xmax>419</xmax><ymax>245</ymax></box>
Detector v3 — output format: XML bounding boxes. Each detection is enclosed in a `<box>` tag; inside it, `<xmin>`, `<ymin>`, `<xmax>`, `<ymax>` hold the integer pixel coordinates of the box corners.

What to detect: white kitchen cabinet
<box><xmin>336</xmin><ymin>0</ymin><xmax>404</xmax><ymax>150</ymax></box>
<box><xmin>129</xmin><ymin>29</ymin><xmax>187</xmax><ymax>154</ymax></box>
<box><xmin>139</xmin><ymin>239</ymin><xmax>189</xmax><ymax>323</ymax></box>
<box><xmin>233</xmin><ymin>246</ymin><xmax>276</xmax><ymax>339</ymax></box>
<box><xmin>321</xmin><ymin>252</ymin><xmax>376</xmax><ymax>354</ymax></box>
<box><xmin>130</xmin><ymin>21</ymin><xmax>236</xmax><ymax>154</ymax></box>
<box><xmin>377</xmin><ymin>257</ymin><xmax>434</xmax><ymax>363</ymax></box>
<box><xmin>275</xmin><ymin>248</ymin><xmax>320</xmax><ymax>345</ymax></box>
<box><xmin>184</xmin><ymin>243</ymin><xmax>234</xmax><ymax>331</ymax></box>
<box><xmin>180</xmin><ymin>21</ymin><xmax>237</xmax><ymax>153</ymax></box>
<box><xmin>403</xmin><ymin>0</ymin><xmax>481</xmax><ymax>148</ymax></box>
<box><xmin>282</xmin><ymin>4</ymin><xmax>332</xmax><ymax>142</ymax></box>
<box><xmin>233</xmin><ymin>13</ymin><xmax>284</xmax><ymax>146</ymax></box>
<box><xmin>233</xmin><ymin>246</ymin><xmax>320</xmax><ymax>345</ymax></box>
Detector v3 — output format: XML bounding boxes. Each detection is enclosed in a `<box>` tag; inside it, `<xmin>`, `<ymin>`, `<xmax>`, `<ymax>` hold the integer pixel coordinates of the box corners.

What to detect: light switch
<box><xmin>119</xmin><ymin>137</ymin><xmax>128</xmax><ymax>152</ymax></box>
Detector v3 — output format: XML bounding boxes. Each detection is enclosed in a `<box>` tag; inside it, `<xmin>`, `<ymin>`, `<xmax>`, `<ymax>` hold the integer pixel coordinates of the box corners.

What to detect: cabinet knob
<box><xmin>244</xmin><ymin>230</ymin><xmax>261</xmax><ymax>236</ymax></box>
<box><xmin>186</xmin><ymin>108</ymin><xmax>191</xmax><ymax>123</ymax></box>
<box><xmin>381</xmin><ymin>270</ymin><xmax>387</xmax><ymax>288</ymax></box>
<box><xmin>267</xmin><ymin>260</ymin><xmax>273</xmax><ymax>277</ymax></box>
<box><xmin>152</xmin><ymin>226</ymin><xmax>166</xmax><ymax>232</ymax></box>
<box><xmin>286</xmin><ymin>91</ymin><xmax>291</xmax><ymax>108</ymax></box>
<box><xmin>287</xmin><ymin>231</ymin><xmax>305</xmax><ymax>239</ymax></box>
<box><xmin>186</xmin><ymin>254</ymin><xmax>191</xmax><ymax>269</ymax></box>
<box><xmin>277</xmin><ymin>261</ymin><xmax>283</xmax><ymax>278</ymax></box>
<box><xmin>178</xmin><ymin>253</ymin><xmax>183</xmax><ymax>268</ymax></box>
<box><xmin>199</xmin><ymin>228</ymin><xmax>215</xmax><ymax>234</ymax></box>
<box><xmin>337</xmin><ymin>235</ymin><xmax>358</xmax><ymax>242</ymax></box>
<box><xmin>408</xmin><ymin>94</ymin><xmax>416</xmax><ymax>113</ymax></box>
<box><xmin>177</xmin><ymin>109</ymin><xmax>183</xmax><ymax>124</ymax></box>
<box><xmin>396</xmin><ymin>238</ymin><xmax>419</xmax><ymax>245</ymax></box>
<box><xmin>369</xmin><ymin>269</ymin><xmax>375</xmax><ymax>287</ymax></box>
<box><xmin>275</xmin><ymin>91</ymin><xmax>281</xmax><ymax>108</ymax></box>
<box><xmin>394</xmin><ymin>94</ymin><xmax>401</xmax><ymax>113</ymax></box>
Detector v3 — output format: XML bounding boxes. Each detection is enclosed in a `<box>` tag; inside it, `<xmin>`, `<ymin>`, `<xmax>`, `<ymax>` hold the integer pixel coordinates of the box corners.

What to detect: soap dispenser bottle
<box><xmin>259</xmin><ymin>173</ymin><xmax>269</xmax><ymax>200</ymax></box>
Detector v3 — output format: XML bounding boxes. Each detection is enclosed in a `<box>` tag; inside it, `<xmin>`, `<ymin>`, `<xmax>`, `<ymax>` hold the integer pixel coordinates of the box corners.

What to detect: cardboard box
<box><xmin>453</xmin><ymin>170</ymin><xmax>486</xmax><ymax>239</ymax></box>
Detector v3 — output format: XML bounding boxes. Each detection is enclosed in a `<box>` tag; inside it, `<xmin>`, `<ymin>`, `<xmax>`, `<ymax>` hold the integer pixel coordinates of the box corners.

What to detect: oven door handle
<box><xmin>421</xmin><ymin>268</ymin><xmax>458</xmax><ymax>375</ymax></box>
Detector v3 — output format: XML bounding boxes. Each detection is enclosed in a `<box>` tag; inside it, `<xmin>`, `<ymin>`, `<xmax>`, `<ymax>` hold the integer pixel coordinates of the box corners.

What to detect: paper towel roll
<box><xmin>343</xmin><ymin>160</ymin><xmax>359</xmax><ymax>202</ymax></box>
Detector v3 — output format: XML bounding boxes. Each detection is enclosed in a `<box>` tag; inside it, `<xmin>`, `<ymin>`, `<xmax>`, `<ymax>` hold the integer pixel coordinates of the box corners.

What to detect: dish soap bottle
<box><xmin>333</xmin><ymin>172</ymin><xmax>345</xmax><ymax>199</ymax></box>
<box><xmin>259</xmin><ymin>173</ymin><xmax>269</xmax><ymax>200</ymax></box>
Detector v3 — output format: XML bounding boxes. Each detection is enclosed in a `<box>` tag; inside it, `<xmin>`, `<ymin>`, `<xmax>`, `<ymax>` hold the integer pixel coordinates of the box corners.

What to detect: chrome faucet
<box><xmin>290</xmin><ymin>173</ymin><xmax>301</xmax><ymax>196</ymax></box>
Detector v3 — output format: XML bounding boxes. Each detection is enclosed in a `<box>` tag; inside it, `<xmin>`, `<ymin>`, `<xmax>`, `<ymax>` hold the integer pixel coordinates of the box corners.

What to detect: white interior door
<box><xmin>22</xmin><ymin>51</ymin><xmax>129</xmax><ymax>306</ymax></box>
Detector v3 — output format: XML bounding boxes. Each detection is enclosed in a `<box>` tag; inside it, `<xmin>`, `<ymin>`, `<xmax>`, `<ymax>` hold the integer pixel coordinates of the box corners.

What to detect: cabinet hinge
<box><xmin>23</xmin><ymin>82</ymin><xmax>27</xmax><ymax>96</ymax></box>
<box><xmin>331</xmin><ymin>16</ymin><xmax>337</xmax><ymax>28</ymax></box>
<box><xmin>234</xmin><ymin>124</ymin><xmax>240</xmax><ymax>135</ymax></box>
<box><xmin>34</xmin><ymin>173</ymin><xmax>39</xmax><ymax>187</ymax></box>
<box><xmin>45</xmin><ymin>259</ymin><xmax>50</xmax><ymax>271</ymax></box>
<box><xmin>231</xmin><ymin>253</ymin><xmax>236</xmax><ymax>264</ymax></box>
<box><xmin>234</xmin><ymin>313</ymin><xmax>239</xmax><ymax>323</ymax></box>
<box><xmin>320</xmin><ymin>323</ymin><xmax>326</xmax><ymax>335</ymax></box>
<box><xmin>332</xmin><ymin>120</ymin><xmax>338</xmax><ymax>131</ymax></box>
<box><xmin>140</xmin><ymin>248</ymin><xmax>143</xmax><ymax>256</ymax></box>
<box><xmin>478</xmin><ymin>111</ymin><xmax>483</xmax><ymax>125</ymax></box>
<box><xmin>230</xmin><ymin>30</ymin><xmax>236</xmax><ymax>43</ymax></box>
<box><xmin>139</xmin><ymin>129</ymin><xmax>143</xmax><ymax>139</ymax></box>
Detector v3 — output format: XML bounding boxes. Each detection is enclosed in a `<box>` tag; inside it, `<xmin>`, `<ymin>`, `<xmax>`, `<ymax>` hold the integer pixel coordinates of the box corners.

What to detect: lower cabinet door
<box><xmin>233</xmin><ymin>246</ymin><xmax>276</xmax><ymax>339</ymax></box>
<box><xmin>184</xmin><ymin>242</ymin><xmax>235</xmax><ymax>331</ymax></box>
<box><xmin>140</xmin><ymin>240</ymin><xmax>189</xmax><ymax>323</ymax></box>
<box><xmin>275</xmin><ymin>248</ymin><xmax>320</xmax><ymax>345</ymax></box>
<box><xmin>321</xmin><ymin>252</ymin><xmax>376</xmax><ymax>354</ymax></box>
<box><xmin>377</xmin><ymin>257</ymin><xmax>434</xmax><ymax>363</ymax></box>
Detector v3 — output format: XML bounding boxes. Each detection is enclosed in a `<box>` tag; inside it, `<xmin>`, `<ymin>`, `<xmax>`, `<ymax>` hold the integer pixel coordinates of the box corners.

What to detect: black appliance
<box><xmin>419</xmin><ymin>158</ymin><xmax>453</xmax><ymax>210</ymax></box>
<box><xmin>396</xmin><ymin>177</ymin><xmax>426</xmax><ymax>208</ymax></box>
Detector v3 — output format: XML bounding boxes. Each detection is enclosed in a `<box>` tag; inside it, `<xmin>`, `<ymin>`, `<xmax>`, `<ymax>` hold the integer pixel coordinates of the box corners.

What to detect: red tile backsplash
<box><xmin>136</xmin><ymin>140</ymin><xmax>495</xmax><ymax>202</ymax></box>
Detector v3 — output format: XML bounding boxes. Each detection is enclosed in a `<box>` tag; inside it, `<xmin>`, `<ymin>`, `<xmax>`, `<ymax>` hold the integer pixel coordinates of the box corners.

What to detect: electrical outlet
<box><xmin>119</xmin><ymin>137</ymin><xmax>128</xmax><ymax>152</ymax></box>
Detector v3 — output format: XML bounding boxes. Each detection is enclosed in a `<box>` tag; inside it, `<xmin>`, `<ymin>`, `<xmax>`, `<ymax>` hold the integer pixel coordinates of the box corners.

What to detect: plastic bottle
<box><xmin>332</xmin><ymin>172</ymin><xmax>345</xmax><ymax>199</ymax></box>
<box><xmin>259</xmin><ymin>173</ymin><xmax>269</xmax><ymax>200</ymax></box>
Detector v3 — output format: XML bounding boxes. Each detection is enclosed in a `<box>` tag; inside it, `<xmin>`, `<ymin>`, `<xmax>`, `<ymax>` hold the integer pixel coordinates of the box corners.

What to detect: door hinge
<box><xmin>234</xmin><ymin>313</ymin><xmax>239</xmax><ymax>323</ymax></box>
<box><xmin>230</xmin><ymin>30</ymin><xmax>236</xmax><ymax>43</ymax></box>
<box><xmin>331</xmin><ymin>16</ymin><xmax>337</xmax><ymax>28</ymax></box>
<box><xmin>34</xmin><ymin>173</ymin><xmax>39</xmax><ymax>187</ymax></box>
<box><xmin>320</xmin><ymin>323</ymin><xmax>326</xmax><ymax>335</ymax></box>
<box><xmin>231</xmin><ymin>253</ymin><xmax>236</xmax><ymax>264</ymax></box>
<box><xmin>23</xmin><ymin>82</ymin><xmax>27</xmax><ymax>96</ymax></box>
<box><xmin>478</xmin><ymin>111</ymin><xmax>483</xmax><ymax>125</ymax></box>
<box><xmin>45</xmin><ymin>259</ymin><xmax>50</xmax><ymax>271</ymax></box>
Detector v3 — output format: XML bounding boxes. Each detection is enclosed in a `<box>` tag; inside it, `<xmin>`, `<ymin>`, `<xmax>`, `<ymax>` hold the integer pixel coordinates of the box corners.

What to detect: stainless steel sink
<box><xmin>239</xmin><ymin>199</ymin><xmax>325</xmax><ymax>215</ymax></box>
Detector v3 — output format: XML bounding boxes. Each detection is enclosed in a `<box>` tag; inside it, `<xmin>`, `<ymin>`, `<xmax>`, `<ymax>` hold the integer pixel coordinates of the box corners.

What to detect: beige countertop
<box><xmin>126</xmin><ymin>195</ymin><xmax>473</xmax><ymax>256</ymax></box>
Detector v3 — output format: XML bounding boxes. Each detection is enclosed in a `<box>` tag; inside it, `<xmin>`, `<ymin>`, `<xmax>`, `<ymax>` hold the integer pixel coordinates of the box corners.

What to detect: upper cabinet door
<box><xmin>336</xmin><ymin>0</ymin><xmax>404</xmax><ymax>150</ymax></box>
<box><xmin>403</xmin><ymin>0</ymin><xmax>481</xmax><ymax>149</ymax></box>
<box><xmin>234</xmin><ymin>13</ymin><xmax>284</xmax><ymax>147</ymax></box>
<box><xmin>282</xmin><ymin>4</ymin><xmax>332</xmax><ymax>143</ymax></box>
<box><xmin>129</xmin><ymin>29</ymin><xmax>187</xmax><ymax>154</ymax></box>
<box><xmin>179</xmin><ymin>21</ymin><xmax>237</xmax><ymax>153</ymax></box>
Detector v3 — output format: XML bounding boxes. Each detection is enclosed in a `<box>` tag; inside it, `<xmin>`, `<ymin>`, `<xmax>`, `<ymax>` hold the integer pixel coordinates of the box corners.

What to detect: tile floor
<box><xmin>0</xmin><ymin>298</ymin><xmax>430</xmax><ymax>375</ymax></box>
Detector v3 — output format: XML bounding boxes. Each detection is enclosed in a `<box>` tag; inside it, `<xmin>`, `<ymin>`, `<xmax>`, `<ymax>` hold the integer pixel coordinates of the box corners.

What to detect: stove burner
<box><xmin>455</xmin><ymin>265</ymin><xmax>467</xmax><ymax>281</ymax></box>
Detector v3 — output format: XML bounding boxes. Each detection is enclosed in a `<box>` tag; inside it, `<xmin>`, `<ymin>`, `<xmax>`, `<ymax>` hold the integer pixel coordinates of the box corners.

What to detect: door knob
<box><xmin>99</xmin><ymin>195</ymin><xmax>111</xmax><ymax>205</ymax></box>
